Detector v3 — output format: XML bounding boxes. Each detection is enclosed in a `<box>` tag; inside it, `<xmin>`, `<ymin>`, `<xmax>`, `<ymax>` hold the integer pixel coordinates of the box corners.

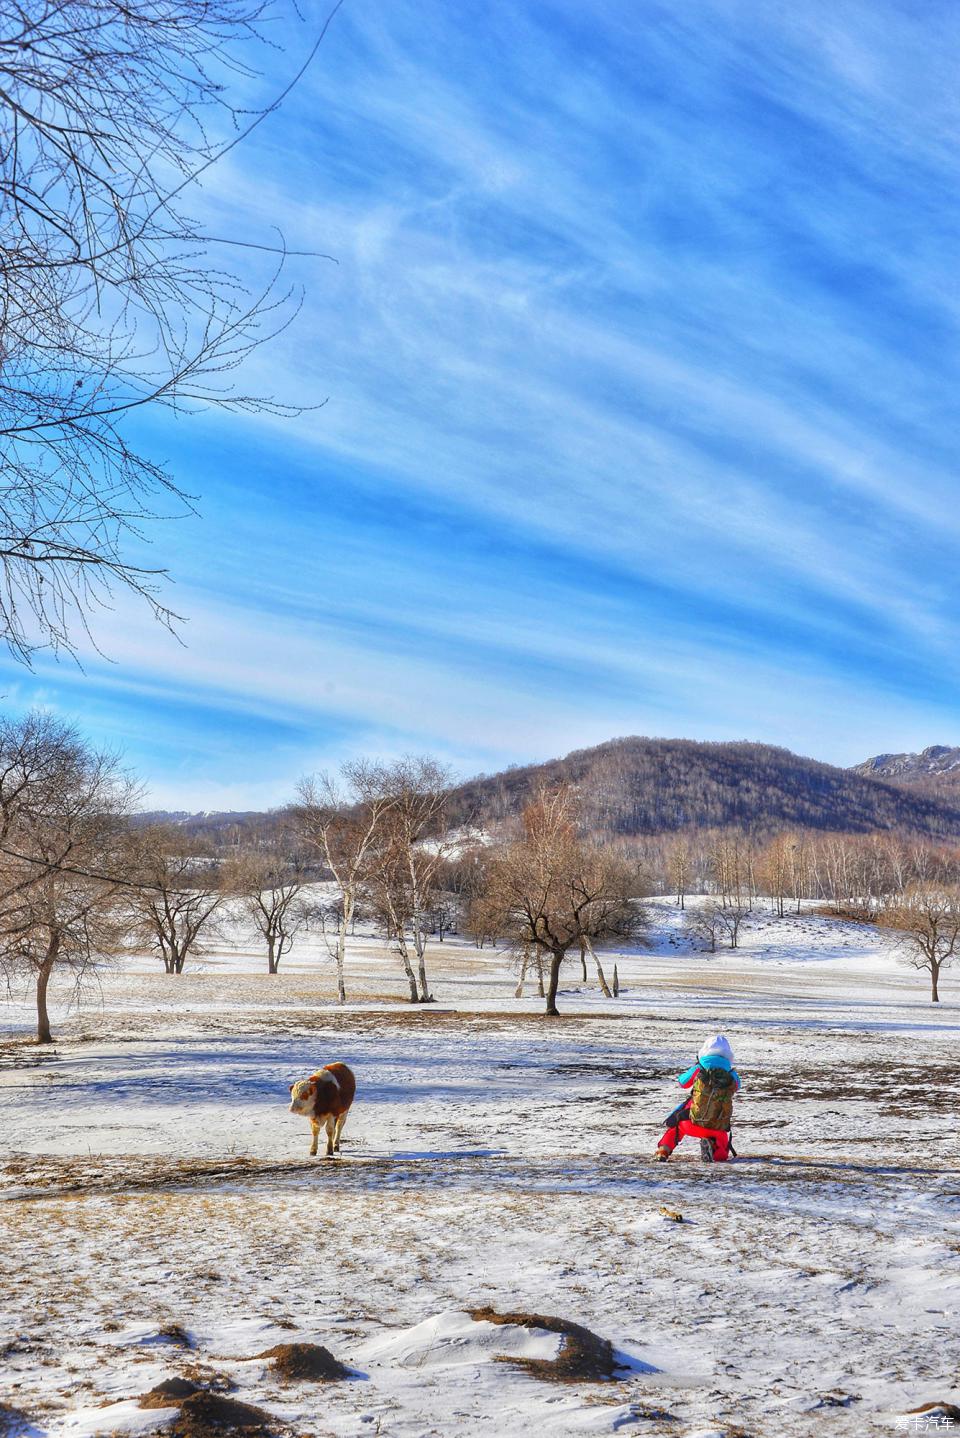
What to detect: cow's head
<box><xmin>288</xmin><ymin>1077</ymin><xmax>316</xmax><ymax>1115</ymax></box>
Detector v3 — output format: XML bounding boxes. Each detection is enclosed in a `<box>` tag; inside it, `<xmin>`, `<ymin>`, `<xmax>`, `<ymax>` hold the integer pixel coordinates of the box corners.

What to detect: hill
<box><xmin>446</xmin><ymin>737</ymin><xmax>960</xmax><ymax>840</ymax></box>
<box><xmin>852</xmin><ymin>744</ymin><xmax>960</xmax><ymax>801</ymax></box>
<box><xmin>138</xmin><ymin>739</ymin><xmax>960</xmax><ymax>847</ymax></box>
<box><xmin>133</xmin><ymin>809</ymin><xmax>283</xmax><ymax>847</ymax></box>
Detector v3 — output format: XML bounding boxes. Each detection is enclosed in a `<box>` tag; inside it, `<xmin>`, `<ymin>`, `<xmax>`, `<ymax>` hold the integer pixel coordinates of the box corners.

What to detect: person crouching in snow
<box><xmin>655</xmin><ymin>1034</ymin><xmax>740</xmax><ymax>1163</ymax></box>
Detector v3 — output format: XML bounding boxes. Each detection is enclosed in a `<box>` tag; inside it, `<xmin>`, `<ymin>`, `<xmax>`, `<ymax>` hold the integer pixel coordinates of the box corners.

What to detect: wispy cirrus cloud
<box><xmin>11</xmin><ymin>0</ymin><xmax>960</xmax><ymax>803</ymax></box>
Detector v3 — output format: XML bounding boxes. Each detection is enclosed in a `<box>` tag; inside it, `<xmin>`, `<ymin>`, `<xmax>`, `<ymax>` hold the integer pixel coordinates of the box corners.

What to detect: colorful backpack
<box><xmin>689</xmin><ymin>1067</ymin><xmax>735</xmax><ymax>1131</ymax></box>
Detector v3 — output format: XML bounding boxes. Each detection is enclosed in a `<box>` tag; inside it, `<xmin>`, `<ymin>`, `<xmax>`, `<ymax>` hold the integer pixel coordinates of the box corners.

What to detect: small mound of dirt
<box><xmin>468</xmin><ymin>1306</ymin><xmax>618</xmax><ymax>1382</ymax></box>
<box><xmin>140</xmin><ymin>1377</ymin><xmax>202</xmax><ymax>1409</ymax></box>
<box><xmin>256</xmin><ymin>1342</ymin><xmax>349</xmax><ymax>1382</ymax></box>
<box><xmin>169</xmin><ymin>1392</ymin><xmax>279</xmax><ymax>1437</ymax></box>
<box><xmin>157</xmin><ymin>1323</ymin><xmax>195</xmax><ymax>1349</ymax></box>
<box><xmin>907</xmin><ymin>1403</ymin><xmax>960</xmax><ymax>1420</ymax></box>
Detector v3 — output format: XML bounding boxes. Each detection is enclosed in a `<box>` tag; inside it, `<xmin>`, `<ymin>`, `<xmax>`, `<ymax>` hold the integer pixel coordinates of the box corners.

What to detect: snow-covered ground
<box><xmin>2</xmin><ymin>900</ymin><xmax>958</xmax><ymax>1437</ymax></box>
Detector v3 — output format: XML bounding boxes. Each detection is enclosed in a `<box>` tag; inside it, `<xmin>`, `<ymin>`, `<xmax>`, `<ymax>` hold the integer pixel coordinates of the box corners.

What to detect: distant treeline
<box><xmin>631</xmin><ymin>828</ymin><xmax>960</xmax><ymax>916</ymax></box>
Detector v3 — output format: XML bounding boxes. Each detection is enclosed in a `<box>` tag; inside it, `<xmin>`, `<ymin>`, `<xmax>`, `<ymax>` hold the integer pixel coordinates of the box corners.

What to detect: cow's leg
<box><xmin>333</xmin><ymin>1112</ymin><xmax>347</xmax><ymax>1153</ymax></box>
<box><xmin>325</xmin><ymin>1116</ymin><xmax>336</xmax><ymax>1158</ymax></box>
<box><xmin>309</xmin><ymin>1120</ymin><xmax>320</xmax><ymax>1157</ymax></box>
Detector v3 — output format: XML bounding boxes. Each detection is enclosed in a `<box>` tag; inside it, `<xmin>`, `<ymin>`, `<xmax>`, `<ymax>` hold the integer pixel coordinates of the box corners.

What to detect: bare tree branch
<box><xmin>0</xmin><ymin>0</ymin><xmax>340</xmax><ymax>660</ymax></box>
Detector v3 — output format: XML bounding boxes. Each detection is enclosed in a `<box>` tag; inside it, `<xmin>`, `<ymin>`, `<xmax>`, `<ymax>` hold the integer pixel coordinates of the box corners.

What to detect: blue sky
<box><xmin>8</xmin><ymin>0</ymin><xmax>960</xmax><ymax>807</ymax></box>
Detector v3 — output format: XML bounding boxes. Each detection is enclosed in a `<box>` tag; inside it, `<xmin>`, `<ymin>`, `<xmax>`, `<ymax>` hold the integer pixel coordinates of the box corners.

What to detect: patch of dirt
<box><xmin>545</xmin><ymin>1060</ymin><xmax>674</xmax><ymax>1083</ymax></box>
<box><xmin>140</xmin><ymin>1377</ymin><xmax>201</xmax><ymax>1409</ymax></box>
<box><xmin>1</xmin><ymin>1154</ymin><xmax>314</xmax><ymax>1198</ymax></box>
<box><xmin>468</xmin><ymin>1305</ymin><xmax>618</xmax><ymax>1382</ymax></box>
<box><xmin>168</xmin><ymin>1392</ymin><xmax>281</xmax><ymax>1437</ymax></box>
<box><xmin>752</xmin><ymin>1059</ymin><xmax>956</xmax><ymax>1116</ymax></box>
<box><xmin>0</xmin><ymin>1041</ymin><xmax>60</xmax><ymax>1070</ymax></box>
<box><xmin>256</xmin><ymin>1342</ymin><xmax>349</xmax><ymax>1382</ymax></box>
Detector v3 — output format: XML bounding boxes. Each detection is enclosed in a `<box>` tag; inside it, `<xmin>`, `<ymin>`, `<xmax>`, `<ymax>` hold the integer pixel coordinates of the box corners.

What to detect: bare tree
<box><xmin>512</xmin><ymin>943</ymin><xmax>545</xmax><ymax>999</ymax></box>
<box><xmin>685</xmin><ymin>901</ymin><xmax>723</xmax><ymax>954</ymax></box>
<box><xmin>365</xmin><ymin>758</ymin><xmax>453</xmax><ymax>1004</ymax></box>
<box><xmin>788</xmin><ymin>834</ymin><xmax>809</xmax><ymax>914</ymax></box>
<box><xmin>759</xmin><ymin>835</ymin><xmax>790</xmax><ymax>918</ymax></box>
<box><xmin>466</xmin><ymin>888</ymin><xmax>499</xmax><ymax>950</ymax></box>
<box><xmin>669</xmin><ymin>838</ymin><xmax>690</xmax><ymax>910</ymax></box>
<box><xmin>127</xmin><ymin>826</ymin><xmax>227</xmax><ymax>973</ymax></box>
<box><xmin>716</xmin><ymin>900</ymin><xmax>750</xmax><ymax>950</ymax></box>
<box><xmin>235</xmin><ymin>845</ymin><xmax>308</xmax><ymax>973</ymax></box>
<box><xmin>0</xmin><ymin>715</ymin><xmax>136</xmax><ymax>1041</ymax></box>
<box><xmin>879</xmin><ymin>885</ymin><xmax>960</xmax><ymax>1003</ymax></box>
<box><xmin>295</xmin><ymin>764</ymin><xmax>391</xmax><ymax>1003</ymax></box>
<box><xmin>0</xmin><ymin>0</ymin><xmax>335</xmax><ymax>660</ymax></box>
<box><xmin>481</xmin><ymin>785</ymin><xmax>645</xmax><ymax>1016</ymax></box>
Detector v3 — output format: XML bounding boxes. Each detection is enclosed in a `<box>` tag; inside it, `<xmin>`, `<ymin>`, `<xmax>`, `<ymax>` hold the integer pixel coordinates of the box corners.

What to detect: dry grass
<box><xmin>754</xmin><ymin>1058</ymin><xmax>956</xmax><ymax>1117</ymax></box>
<box><xmin>157</xmin><ymin>1323</ymin><xmax>194</xmax><ymax>1349</ymax></box>
<box><xmin>468</xmin><ymin>1306</ymin><xmax>618</xmax><ymax>1382</ymax></box>
<box><xmin>907</xmin><ymin>1402</ymin><xmax>960</xmax><ymax>1419</ymax></box>
<box><xmin>2</xmin><ymin>1153</ymin><xmax>312</xmax><ymax>1197</ymax></box>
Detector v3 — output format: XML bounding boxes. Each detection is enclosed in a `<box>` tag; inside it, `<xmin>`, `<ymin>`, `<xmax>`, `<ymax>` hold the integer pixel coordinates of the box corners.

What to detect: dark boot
<box><xmin>700</xmin><ymin>1138</ymin><xmax>714</xmax><ymax>1163</ymax></box>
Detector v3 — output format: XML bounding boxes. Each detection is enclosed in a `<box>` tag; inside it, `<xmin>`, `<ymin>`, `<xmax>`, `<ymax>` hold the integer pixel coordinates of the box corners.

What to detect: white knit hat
<box><xmin>699</xmin><ymin>1034</ymin><xmax>733</xmax><ymax>1062</ymax></box>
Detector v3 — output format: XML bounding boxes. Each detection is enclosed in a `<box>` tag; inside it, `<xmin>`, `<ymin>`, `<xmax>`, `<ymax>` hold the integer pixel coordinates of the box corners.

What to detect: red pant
<box><xmin>658</xmin><ymin>1118</ymin><xmax>730</xmax><ymax>1162</ymax></box>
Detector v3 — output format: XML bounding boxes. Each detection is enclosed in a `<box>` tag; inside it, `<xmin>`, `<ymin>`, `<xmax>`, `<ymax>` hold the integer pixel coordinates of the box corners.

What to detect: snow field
<box><xmin>1</xmin><ymin>900</ymin><xmax>959</xmax><ymax>1437</ymax></box>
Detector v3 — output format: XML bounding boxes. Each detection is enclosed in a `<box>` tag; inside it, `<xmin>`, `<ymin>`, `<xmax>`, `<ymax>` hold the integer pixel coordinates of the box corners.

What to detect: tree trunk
<box><xmin>267</xmin><ymin>934</ymin><xmax>278</xmax><ymax>974</ymax></box>
<box><xmin>36</xmin><ymin>948</ymin><xmax>56</xmax><ymax>1044</ymax></box>
<box><xmin>536</xmin><ymin>951</ymin><xmax>545</xmax><ymax>998</ymax></box>
<box><xmin>411</xmin><ymin>907</ymin><xmax>431</xmax><ymax>1002</ymax></box>
<box><xmin>397</xmin><ymin>945</ymin><xmax>418</xmax><ymax>1003</ymax></box>
<box><xmin>587</xmin><ymin>941</ymin><xmax>612</xmax><ymax>998</ymax></box>
<box><xmin>931</xmin><ymin>962</ymin><xmax>940</xmax><ymax>1003</ymax></box>
<box><xmin>612</xmin><ymin>963</ymin><xmax>619</xmax><ymax>997</ymax></box>
<box><xmin>544</xmin><ymin>949</ymin><xmax>563</xmax><ymax>1016</ymax></box>
<box><xmin>515</xmin><ymin>951</ymin><xmax>528</xmax><ymax>999</ymax></box>
<box><xmin>337</xmin><ymin>901</ymin><xmax>351</xmax><ymax>1004</ymax></box>
<box><xmin>579</xmin><ymin>940</ymin><xmax>587</xmax><ymax>982</ymax></box>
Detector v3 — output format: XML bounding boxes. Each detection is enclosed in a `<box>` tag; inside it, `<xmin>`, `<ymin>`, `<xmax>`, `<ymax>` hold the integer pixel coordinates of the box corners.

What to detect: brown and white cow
<box><xmin>288</xmin><ymin>1062</ymin><xmax>356</xmax><ymax>1158</ymax></box>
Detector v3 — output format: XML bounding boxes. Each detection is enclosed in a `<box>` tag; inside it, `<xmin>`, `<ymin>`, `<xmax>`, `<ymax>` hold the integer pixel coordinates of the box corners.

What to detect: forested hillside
<box><xmin>445</xmin><ymin>737</ymin><xmax>960</xmax><ymax>839</ymax></box>
<box><xmin>142</xmin><ymin>739</ymin><xmax>960</xmax><ymax>847</ymax></box>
